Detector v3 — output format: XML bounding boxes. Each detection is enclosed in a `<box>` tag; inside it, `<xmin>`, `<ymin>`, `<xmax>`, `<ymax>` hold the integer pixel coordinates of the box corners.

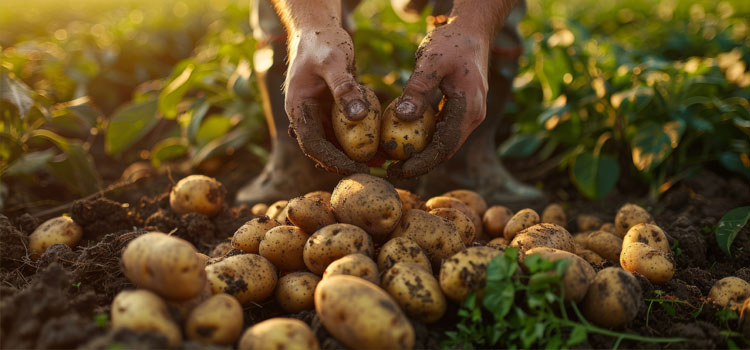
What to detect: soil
<box><xmin>1</xmin><ymin>160</ymin><xmax>749</xmax><ymax>349</ymax></box>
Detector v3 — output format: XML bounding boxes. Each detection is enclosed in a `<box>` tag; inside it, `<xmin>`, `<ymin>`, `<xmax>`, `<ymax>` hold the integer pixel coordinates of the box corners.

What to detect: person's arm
<box><xmin>388</xmin><ymin>0</ymin><xmax>517</xmax><ymax>178</ymax></box>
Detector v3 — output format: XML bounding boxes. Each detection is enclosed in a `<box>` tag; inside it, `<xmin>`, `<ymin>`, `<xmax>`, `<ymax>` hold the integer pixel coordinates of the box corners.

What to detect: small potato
<box><xmin>166</xmin><ymin>280</ymin><xmax>212</xmax><ymax>320</ymax></box>
<box><xmin>333</xmin><ymin>87</ymin><xmax>381</xmax><ymax>162</ymax></box>
<box><xmin>266</xmin><ymin>200</ymin><xmax>289</xmax><ymax>221</ymax></box>
<box><xmin>315</xmin><ymin>275</ymin><xmax>414</xmax><ymax>349</ymax></box>
<box><xmin>111</xmin><ymin>289</ymin><xmax>181</xmax><ymax>346</ymax></box>
<box><xmin>29</xmin><ymin>216</ymin><xmax>83</xmax><ymax>259</ymax></box>
<box><xmin>573</xmin><ymin>232</ymin><xmax>592</xmax><ymax>246</ymax></box>
<box><xmin>169</xmin><ymin>175</ymin><xmax>225</xmax><ymax>216</ymax></box>
<box><xmin>582</xmin><ymin>267</ymin><xmax>642</xmax><ymax>328</ymax></box>
<box><xmin>504</xmin><ymin>208</ymin><xmax>540</xmax><ymax>240</ymax></box>
<box><xmin>251</xmin><ymin>203</ymin><xmax>268</xmax><ymax>216</ymax></box>
<box><xmin>323</xmin><ymin>253</ymin><xmax>380</xmax><ymax>284</ymax></box>
<box><xmin>486</xmin><ymin>237</ymin><xmax>509</xmax><ymax>250</ymax></box>
<box><xmin>380</xmin><ymin>100</ymin><xmax>435</xmax><ymax>160</ymax></box>
<box><xmin>185</xmin><ymin>294</ymin><xmax>243</xmax><ymax>345</ymax></box>
<box><xmin>623</xmin><ymin>223</ymin><xmax>669</xmax><ymax>254</ymax></box>
<box><xmin>708</xmin><ymin>277</ymin><xmax>750</xmax><ymax>309</ymax></box>
<box><xmin>577</xmin><ymin>214</ymin><xmax>603</xmax><ymax>232</ymax></box>
<box><xmin>585</xmin><ymin>230</ymin><xmax>623</xmax><ymax>263</ymax></box>
<box><xmin>331</xmin><ymin>174</ymin><xmax>402</xmax><ymax>242</ymax></box>
<box><xmin>483</xmin><ymin>206</ymin><xmax>513</xmax><ymax>238</ymax></box>
<box><xmin>286</xmin><ymin>196</ymin><xmax>337</xmax><ymax>234</ymax></box>
<box><xmin>275</xmin><ymin>272</ymin><xmax>320</xmax><ymax>313</ymax></box>
<box><xmin>377</xmin><ymin>237</ymin><xmax>432</xmax><ymax>274</ymax></box>
<box><xmin>303</xmin><ymin>223</ymin><xmax>374</xmax><ymax>275</ymax></box>
<box><xmin>439</xmin><ymin>247</ymin><xmax>502</xmax><ymax>302</ymax></box>
<box><xmin>304</xmin><ymin>191</ymin><xmax>332</xmax><ymax>208</ymax></box>
<box><xmin>231</xmin><ymin>216</ymin><xmax>281</xmax><ymax>254</ymax></box>
<box><xmin>430</xmin><ymin>208</ymin><xmax>475</xmax><ymax>244</ymax></box>
<box><xmin>426</xmin><ymin>196</ymin><xmax>483</xmax><ymax>238</ymax></box>
<box><xmin>576</xmin><ymin>248</ymin><xmax>605</xmax><ymax>265</ymax></box>
<box><xmin>396</xmin><ymin>188</ymin><xmax>423</xmax><ymax>212</ymax></box>
<box><xmin>525</xmin><ymin>247</ymin><xmax>596</xmax><ymax>303</ymax></box>
<box><xmin>509</xmin><ymin>223</ymin><xmax>575</xmax><ymax>254</ymax></box>
<box><xmin>442</xmin><ymin>189</ymin><xmax>488</xmax><ymax>217</ymax></box>
<box><xmin>122</xmin><ymin>232</ymin><xmax>207</xmax><ymax>300</ymax></box>
<box><xmin>620</xmin><ymin>242</ymin><xmax>675</xmax><ymax>284</ymax></box>
<box><xmin>382</xmin><ymin>262</ymin><xmax>446</xmax><ymax>323</ymax></box>
<box><xmin>239</xmin><ymin>318</ymin><xmax>319</xmax><ymax>350</ymax></box>
<box><xmin>205</xmin><ymin>254</ymin><xmax>277</xmax><ymax>305</ymax></box>
<box><xmin>600</xmin><ymin>222</ymin><xmax>616</xmax><ymax>234</ymax></box>
<box><xmin>614</xmin><ymin>203</ymin><xmax>654</xmax><ymax>237</ymax></box>
<box><xmin>391</xmin><ymin>209</ymin><xmax>466</xmax><ymax>268</ymax></box>
<box><xmin>259</xmin><ymin>225</ymin><xmax>308</xmax><ymax>271</ymax></box>
<box><xmin>541</xmin><ymin>204</ymin><xmax>567</xmax><ymax>227</ymax></box>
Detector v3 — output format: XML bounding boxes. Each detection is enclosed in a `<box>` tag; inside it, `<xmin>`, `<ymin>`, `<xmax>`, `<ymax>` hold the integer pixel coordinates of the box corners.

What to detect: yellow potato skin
<box><xmin>504</xmin><ymin>208</ymin><xmax>540</xmax><ymax>240</ymax></box>
<box><xmin>303</xmin><ymin>223</ymin><xmax>374</xmax><ymax>275</ymax></box>
<box><xmin>314</xmin><ymin>275</ymin><xmax>414</xmax><ymax>350</ymax></box>
<box><xmin>333</xmin><ymin>88</ymin><xmax>381</xmax><ymax>162</ymax></box>
<box><xmin>585</xmin><ymin>230</ymin><xmax>623</xmax><ymax>263</ymax></box>
<box><xmin>380</xmin><ymin>100</ymin><xmax>435</xmax><ymax>160</ymax></box>
<box><xmin>541</xmin><ymin>204</ymin><xmax>567</xmax><ymax>227</ymax></box>
<box><xmin>121</xmin><ymin>232</ymin><xmax>207</xmax><ymax>300</ymax></box>
<box><xmin>169</xmin><ymin>175</ymin><xmax>225</xmax><ymax>216</ymax></box>
<box><xmin>425</xmin><ymin>196</ymin><xmax>483</xmax><ymax>238</ymax></box>
<box><xmin>239</xmin><ymin>318</ymin><xmax>320</xmax><ymax>350</ymax></box>
<box><xmin>259</xmin><ymin>225</ymin><xmax>308</xmax><ymax>271</ymax></box>
<box><xmin>620</xmin><ymin>242</ymin><xmax>675</xmax><ymax>284</ymax></box>
<box><xmin>331</xmin><ymin>174</ymin><xmax>403</xmax><ymax>242</ymax></box>
<box><xmin>382</xmin><ymin>262</ymin><xmax>446</xmax><ymax>323</ymax></box>
<box><xmin>231</xmin><ymin>216</ymin><xmax>281</xmax><ymax>254</ymax></box>
<box><xmin>266</xmin><ymin>200</ymin><xmax>289</xmax><ymax>222</ymax></box>
<box><xmin>623</xmin><ymin>223</ymin><xmax>670</xmax><ymax>254</ymax></box>
<box><xmin>275</xmin><ymin>272</ymin><xmax>321</xmax><ymax>313</ymax></box>
<box><xmin>614</xmin><ymin>203</ymin><xmax>654</xmax><ymax>237</ymax></box>
<box><xmin>709</xmin><ymin>277</ymin><xmax>750</xmax><ymax>309</ymax></box>
<box><xmin>396</xmin><ymin>188</ymin><xmax>423</xmax><ymax>212</ymax></box>
<box><xmin>576</xmin><ymin>248</ymin><xmax>605</xmax><ymax>265</ymax></box>
<box><xmin>391</xmin><ymin>209</ymin><xmax>466</xmax><ymax>269</ymax></box>
<box><xmin>286</xmin><ymin>196</ymin><xmax>337</xmax><ymax>234</ymax></box>
<box><xmin>29</xmin><ymin>216</ymin><xmax>83</xmax><ymax>259</ymax></box>
<box><xmin>439</xmin><ymin>247</ymin><xmax>502</xmax><ymax>302</ymax></box>
<box><xmin>111</xmin><ymin>289</ymin><xmax>181</xmax><ymax>347</ymax></box>
<box><xmin>582</xmin><ymin>267</ymin><xmax>642</xmax><ymax>329</ymax></box>
<box><xmin>251</xmin><ymin>203</ymin><xmax>268</xmax><ymax>216</ymax></box>
<box><xmin>185</xmin><ymin>293</ymin><xmax>243</xmax><ymax>346</ymax></box>
<box><xmin>483</xmin><ymin>206</ymin><xmax>513</xmax><ymax>238</ymax></box>
<box><xmin>509</xmin><ymin>223</ymin><xmax>575</xmax><ymax>254</ymax></box>
<box><xmin>205</xmin><ymin>254</ymin><xmax>277</xmax><ymax>305</ymax></box>
<box><xmin>429</xmin><ymin>208</ymin><xmax>475</xmax><ymax>244</ymax></box>
<box><xmin>486</xmin><ymin>237</ymin><xmax>509</xmax><ymax>250</ymax></box>
<box><xmin>377</xmin><ymin>237</ymin><xmax>433</xmax><ymax>274</ymax></box>
<box><xmin>323</xmin><ymin>253</ymin><xmax>380</xmax><ymax>284</ymax></box>
<box><xmin>525</xmin><ymin>247</ymin><xmax>595</xmax><ymax>303</ymax></box>
<box><xmin>442</xmin><ymin>189</ymin><xmax>488</xmax><ymax>217</ymax></box>
<box><xmin>304</xmin><ymin>190</ymin><xmax>333</xmax><ymax>208</ymax></box>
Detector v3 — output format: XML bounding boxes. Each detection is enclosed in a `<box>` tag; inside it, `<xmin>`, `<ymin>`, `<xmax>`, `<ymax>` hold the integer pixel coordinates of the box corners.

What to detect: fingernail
<box><xmin>396</xmin><ymin>100</ymin><xmax>416</xmax><ymax>115</ymax></box>
<box><xmin>345</xmin><ymin>100</ymin><xmax>366</xmax><ymax>117</ymax></box>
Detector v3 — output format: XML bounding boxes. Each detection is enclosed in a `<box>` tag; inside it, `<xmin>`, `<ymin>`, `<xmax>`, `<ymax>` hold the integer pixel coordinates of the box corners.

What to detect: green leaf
<box><xmin>715</xmin><ymin>206</ymin><xmax>750</xmax><ymax>257</ymax></box>
<box><xmin>719</xmin><ymin>153</ymin><xmax>750</xmax><ymax>179</ymax></box>
<box><xmin>31</xmin><ymin>130</ymin><xmax>100</xmax><ymax>195</ymax></box>
<box><xmin>567</xmin><ymin>325</ymin><xmax>587</xmax><ymax>346</ymax></box>
<box><xmin>0</xmin><ymin>71</ymin><xmax>34</xmax><ymax>118</ymax></box>
<box><xmin>483</xmin><ymin>282</ymin><xmax>515</xmax><ymax>318</ymax></box>
<box><xmin>105</xmin><ymin>99</ymin><xmax>159</xmax><ymax>157</ymax></box>
<box><xmin>151</xmin><ymin>137</ymin><xmax>188</xmax><ymax>168</ymax></box>
<box><xmin>186</xmin><ymin>98</ymin><xmax>210</xmax><ymax>143</ymax></box>
<box><xmin>631</xmin><ymin>121</ymin><xmax>685</xmax><ymax>172</ymax></box>
<box><xmin>192</xmin><ymin>128</ymin><xmax>250</xmax><ymax>167</ymax></box>
<box><xmin>571</xmin><ymin>151</ymin><xmax>620</xmax><ymax>199</ymax></box>
<box><xmin>5</xmin><ymin>149</ymin><xmax>55</xmax><ymax>176</ymax></box>
<box><xmin>499</xmin><ymin>133</ymin><xmax>544</xmax><ymax>158</ymax></box>
<box><xmin>195</xmin><ymin>114</ymin><xmax>233</xmax><ymax>147</ymax></box>
<box><xmin>159</xmin><ymin>63</ymin><xmax>196</xmax><ymax>119</ymax></box>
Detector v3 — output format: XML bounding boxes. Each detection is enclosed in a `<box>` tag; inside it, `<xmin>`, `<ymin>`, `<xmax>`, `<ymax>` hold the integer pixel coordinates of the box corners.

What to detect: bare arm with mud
<box><xmin>388</xmin><ymin>0</ymin><xmax>518</xmax><ymax>178</ymax></box>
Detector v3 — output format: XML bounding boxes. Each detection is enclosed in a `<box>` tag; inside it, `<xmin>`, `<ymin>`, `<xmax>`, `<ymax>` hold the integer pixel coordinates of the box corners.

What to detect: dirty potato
<box><xmin>266</xmin><ymin>200</ymin><xmax>289</xmax><ymax>222</ymax></box>
<box><xmin>541</xmin><ymin>204</ymin><xmax>567</xmax><ymax>227</ymax></box>
<box><xmin>238</xmin><ymin>318</ymin><xmax>319</xmax><ymax>350</ymax></box>
<box><xmin>614</xmin><ymin>203</ymin><xmax>654</xmax><ymax>237</ymax></box>
<box><xmin>620</xmin><ymin>242</ymin><xmax>675</xmax><ymax>284</ymax></box>
<box><xmin>275</xmin><ymin>272</ymin><xmax>321</xmax><ymax>313</ymax></box>
<box><xmin>487</xmin><ymin>237</ymin><xmax>509</xmax><ymax>250</ymax></box>
<box><xmin>599</xmin><ymin>222</ymin><xmax>616</xmax><ymax>234</ymax></box>
<box><xmin>304</xmin><ymin>190</ymin><xmax>332</xmax><ymax>207</ymax></box>
<box><xmin>525</xmin><ymin>247</ymin><xmax>596</xmax><ymax>303</ymax></box>
<box><xmin>251</xmin><ymin>203</ymin><xmax>268</xmax><ymax>216</ymax></box>
<box><xmin>376</xmin><ymin>237</ymin><xmax>432</xmax><ymax>274</ymax></box>
<box><xmin>622</xmin><ymin>223</ymin><xmax>670</xmax><ymax>254</ymax></box>
<box><xmin>504</xmin><ymin>208</ymin><xmax>540</xmax><ymax>240</ymax></box>
<box><xmin>708</xmin><ymin>277</ymin><xmax>750</xmax><ymax>309</ymax></box>
<box><xmin>322</xmin><ymin>253</ymin><xmax>380</xmax><ymax>284</ymax></box>
<box><xmin>331</xmin><ymin>174</ymin><xmax>402</xmax><ymax>242</ymax></box>
<box><xmin>576</xmin><ymin>214</ymin><xmax>603</xmax><ymax>232</ymax></box>
<box><xmin>483</xmin><ymin>205</ymin><xmax>513</xmax><ymax>238</ymax></box>
<box><xmin>396</xmin><ymin>188</ymin><xmax>423</xmax><ymax>212</ymax></box>
<box><xmin>28</xmin><ymin>216</ymin><xmax>83</xmax><ymax>259</ymax></box>
<box><xmin>111</xmin><ymin>289</ymin><xmax>181</xmax><ymax>346</ymax></box>
<box><xmin>439</xmin><ymin>246</ymin><xmax>502</xmax><ymax>302</ymax></box>
<box><xmin>259</xmin><ymin>225</ymin><xmax>308</xmax><ymax>271</ymax></box>
<box><xmin>303</xmin><ymin>223</ymin><xmax>374</xmax><ymax>275</ymax></box>
<box><xmin>380</xmin><ymin>100</ymin><xmax>436</xmax><ymax>160</ymax></box>
<box><xmin>286</xmin><ymin>196</ymin><xmax>337</xmax><ymax>234</ymax></box>
<box><xmin>185</xmin><ymin>293</ymin><xmax>243</xmax><ymax>345</ymax></box>
<box><xmin>205</xmin><ymin>254</ymin><xmax>277</xmax><ymax>305</ymax></box>
<box><xmin>231</xmin><ymin>216</ymin><xmax>281</xmax><ymax>254</ymax></box>
<box><xmin>585</xmin><ymin>230</ymin><xmax>623</xmax><ymax>263</ymax></box>
<box><xmin>509</xmin><ymin>223</ymin><xmax>575</xmax><ymax>254</ymax></box>
<box><xmin>429</xmin><ymin>208</ymin><xmax>475</xmax><ymax>244</ymax></box>
<box><xmin>576</xmin><ymin>248</ymin><xmax>605</xmax><ymax>265</ymax></box>
<box><xmin>332</xmin><ymin>87</ymin><xmax>381</xmax><ymax>162</ymax></box>
<box><xmin>382</xmin><ymin>262</ymin><xmax>446</xmax><ymax>323</ymax></box>
<box><xmin>391</xmin><ymin>209</ymin><xmax>466</xmax><ymax>268</ymax></box>
<box><xmin>425</xmin><ymin>196</ymin><xmax>483</xmax><ymax>238</ymax></box>
<box><xmin>582</xmin><ymin>267</ymin><xmax>642</xmax><ymax>328</ymax></box>
<box><xmin>169</xmin><ymin>175</ymin><xmax>225</xmax><ymax>216</ymax></box>
<box><xmin>442</xmin><ymin>189</ymin><xmax>488</xmax><ymax>217</ymax></box>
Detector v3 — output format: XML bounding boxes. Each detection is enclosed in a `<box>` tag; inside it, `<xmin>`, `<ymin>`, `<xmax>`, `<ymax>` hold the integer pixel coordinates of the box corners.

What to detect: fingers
<box><xmin>394</xmin><ymin>70</ymin><xmax>442</xmax><ymax>122</ymax></box>
<box><xmin>321</xmin><ymin>68</ymin><xmax>370</xmax><ymax>122</ymax></box>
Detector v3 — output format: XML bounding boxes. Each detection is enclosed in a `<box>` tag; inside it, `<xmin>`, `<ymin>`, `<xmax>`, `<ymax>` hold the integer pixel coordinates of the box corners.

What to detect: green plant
<box><xmin>644</xmin><ymin>289</ymin><xmax>701</xmax><ymax>327</ymax></box>
<box><xmin>715</xmin><ymin>206</ymin><xmax>750</xmax><ymax>257</ymax></box>
<box><xmin>715</xmin><ymin>308</ymin><xmax>749</xmax><ymax>349</ymax></box>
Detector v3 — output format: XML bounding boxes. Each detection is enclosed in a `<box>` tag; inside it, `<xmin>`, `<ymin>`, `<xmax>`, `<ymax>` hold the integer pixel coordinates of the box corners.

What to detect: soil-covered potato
<box><xmin>251</xmin><ymin>203</ymin><xmax>268</xmax><ymax>216</ymax></box>
<box><xmin>205</xmin><ymin>254</ymin><xmax>277</xmax><ymax>305</ymax></box>
<box><xmin>525</xmin><ymin>247</ymin><xmax>596</xmax><ymax>303</ymax></box>
<box><xmin>483</xmin><ymin>205</ymin><xmax>513</xmax><ymax>238</ymax></box>
<box><xmin>614</xmin><ymin>203</ymin><xmax>654</xmax><ymax>237</ymax></box>
<box><xmin>380</xmin><ymin>100</ymin><xmax>435</xmax><ymax>160</ymax></box>
<box><xmin>509</xmin><ymin>223</ymin><xmax>575</xmax><ymax>254</ymax></box>
<box><xmin>620</xmin><ymin>242</ymin><xmax>675</xmax><ymax>284</ymax></box>
<box><xmin>504</xmin><ymin>208</ymin><xmax>540</xmax><ymax>240</ymax></box>
<box><xmin>425</xmin><ymin>196</ymin><xmax>483</xmax><ymax>238</ymax></box>
<box><xmin>391</xmin><ymin>209</ymin><xmax>466</xmax><ymax>268</ymax></box>
<box><xmin>266</xmin><ymin>200</ymin><xmax>289</xmax><ymax>222</ymax></box>
<box><xmin>165</xmin><ymin>281</ymin><xmax>212</xmax><ymax>320</ymax></box>
<box><xmin>576</xmin><ymin>214</ymin><xmax>603</xmax><ymax>232</ymax></box>
<box><xmin>576</xmin><ymin>248</ymin><xmax>605</xmax><ymax>265</ymax></box>
<box><xmin>439</xmin><ymin>246</ymin><xmax>502</xmax><ymax>302</ymax></box>
<box><xmin>121</xmin><ymin>232</ymin><xmax>207</xmax><ymax>300</ymax></box>
<box><xmin>487</xmin><ymin>237</ymin><xmax>509</xmax><ymax>250</ymax></box>
<box><xmin>303</xmin><ymin>223</ymin><xmax>374</xmax><ymax>275</ymax></box>
<box><xmin>275</xmin><ymin>272</ymin><xmax>320</xmax><ymax>313</ymax></box>
<box><xmin>582</xmin><ymin>267</ymin><xmax>642</xmax><ymax>328</ymax></box>
<box><xmin>333</xmin><ymin>87</ymin><xmax>381</xmax><ymax>162</ymax></box>
<box><xmin>231</xmin><ymin>216</ymin><xmax>281</xmax><ymax>254</ymax></box>
<box><xmin>382</xmin><ymin>262</ymin><xmax>446</xmax><ymax>323</ymax></box>
<box><xmin>185</xmin><ymin>293</ymin><xmax>243</xmax><ymax>345</ymax></box>
<box><xmin>442</xmin><ymin>189</ymin><xmax>488</xmax><ymax>217</ymax></box>
<box><xmin>259</xmin><ymin>225</ymin><xmax>308</xmax><ymax>271</ymax></box>
<box><xmin>169</xmin><ymin>175</ymin><xmax>226</xmax><ymax>216</ymax></box>
<box><xmin>708</xmin><ymin>277</ymin><xmax>750</xmax><ymax>309</ymax></box>
<box><xmin>429</xmin><ymin>208</ymin><xmax>475</xmax><ymax>244</ymax></box>
<box><xmin>238</xmin><ymin>318</ymin><xmax>319</xmax><ymax>350</ymax></box>
<box><xmin>286</xmin><ymin>196</ymin><xmax>337</xmax><ymax>234</ymax></box>
<box><xmin>541</xmin><ymin>204</ymin><xmax>567</xmax><ymax>227</ymax></box>
<box><xmin>377</xmin><ymin>237</ymin><xmax>432</xmax><ymax>274</ymax></box>
<box><xmin>28</xmin><ymin>216</ymin><xmax>83</xmax><ymax>259</ymax></box>
<box><xmin>396</xmin><ymin>188</ymin><xmax>423</xmax><ymax>212</ymax></box>
<box><xmin>585</xmin><ymin>230</ymin><xmax>623</xmax><ymax>262</ymax></box>
<box><xmin>331</xmin><ymin>174</ymin><xmax>402</xmax><ymax>242</ymax></box>
<box><xmin>600</xmin><ymin>222</ymin><xmax>616</xmax><ymax>234</ymax></box>
<box><xmin>623</xmin><ymin>223</ymin><xmax>670</xmax><ymax>254</ymax></box>
<box><xmin>304</xmin><ymin>190</ymin><xmax>332</xmax><ymax>208</ymax></box>
<box><xmin>322</xmin><ymin>253</ymin><xmax>380</xmax><ymax>284</ymax></box>
<box><xmin>111</xmin><ymin>289</ymin><xmax>181</xmax><ymax>347</ymax></box>
<box><xmin>314</xmin><ymin>275</ymin><xmax>414</xmax><ymax>349</ymax></box>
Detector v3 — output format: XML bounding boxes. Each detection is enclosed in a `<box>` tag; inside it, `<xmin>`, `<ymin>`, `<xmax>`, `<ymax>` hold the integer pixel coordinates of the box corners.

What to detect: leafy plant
<box><xmin>715</xmin><ymin>206</ymin><xmax>750</xmax><ymax>257</ymax></box>
<box><xmin>644</xmin><ymin>289</ymin><xmax>701</xmax><ymax>327</ymax></box>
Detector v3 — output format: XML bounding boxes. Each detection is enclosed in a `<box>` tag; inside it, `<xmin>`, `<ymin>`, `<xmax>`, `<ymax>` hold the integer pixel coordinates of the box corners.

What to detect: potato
<box><xmin>205</xmin><ymin>254</ymin><xmax>277</xmax><ymax>305</ymax></box>
<box><xmin>323</xmin><ymin>253</ymin><xmax>379</xmax><ymax>284</ymax></box>
<box><xmin>600</xmin><ymin>222</ymin><xmax>616</xmax><ymax>234</ymax></box>
<box><xmin>708</xmin><ymin>277</ymin><xmax>750</xmax><ymax>309</ymax></box>
<box><xmin>251</xmin><ymin>203</ymin><xmax>268</xmax><ymax>216</ymax></box>
<box><xmin>541</xmin><ymin>204</ymin><xmax>566</xmax><ymax>227</ymax></box>
<box><xmin>623</xmin><ymin>223</ymin><xmax>669</xmax><ymax>254</ymax></box>
<box><xmin>166</xmin><ymin>281</ymin><xmax>212</xmax><ymax>320</ymax></box>
<box><xmin>582</xmin><ymin>267</ymin><xmax>642</xmax><ymax>328</ymax></box>
<box><xmin>28</xmin><ymin>216</ymin><xmax>83</xmax><ymax>259</ymax></box>
<box><xmin>333</xmin><ymin>87</ymin><xmax>381</xmax><ymax>162</ymax></box>
<box><xmin>303</xmin><ymin>223</ymin><xmax>374</xmax><ymax>275</ymax></box>
<box><xmin>315</xmin><ymin>275</ymin><xmax>414</xmax><ymax>349</ymax></box>
<box><xmin>331</xmin><ymin>174</ymin><xmax>402</xmax><ymax>242</ymax></box>
<box><xmin>286</xmin><ymin>196</ymin><xmax>337</xmax><ymax>234</ymax></box>
<box><xmin>391</xmin><ymin>209</ymin><xmax>466</xmax><ymax>268</ymax></box>
<box><xmin>503</xmin><ymin>208</ymin><xmax>540</xmax><ymax>240</ymax></box>
<box><xmin>442</xmin><ymin>189</ymin><xmax>488</xmax><ymax>217</ymax></box>
<box><xmin>380</xmin><ymin>100</ymin><xmax>435</xmax><ymax>160</ymax></box>
<box><xmin>377</xmin><ymin>237</ymin><xmax>432</xmax><ymax>274</ymax></box>
<box><xmin>620</xmin><ymin>242</ymin><xmax>675</xmax><ymax>284</ymax></box>
<box><xmin>304</xmin><ymin>190</ymin><xmax>332</xmax><ymax>207</ymax></box>
<box><xmin>576</xmin><ymin>214</ymin><xmax>603</xmax><ymax>232</ymax></box>
<box><xmin>259</xmin><ymin>225</ymin><xmax>308</xmax><ymax>271</ymax></box>
<box><xmin>425</xmin><ymin>196</ymin><xmax>483</xmax><ymax>238</ymax></box>
<box><xmin>509</xmin><ymin>223</ymin><xmax>575</xmax><ymax>254</ymax></box>
<box><xmin>439</xmin><ymin>246</ymin><xmax>502</xmax><ymax>302</ymax></box>
<box><xmin>576</xmin><ymin>248</ymin><xmax>605</xmax><ymax>265</ymax></box>
<box><xmin>382</xmin><ymin>262</ymin><xmax>446</xmax><ymax>323</ymax></box>
<box><xmin>111</xmin><ymin>289</ymin><xmax>181</xmax><ymax>346</ymax></box>
<box><xmin>614</xmin><ymin>203</ymin><xmax>654</xmax><ymax>237</ymax></box>
<box><xmin>573</xmin><ymin>232</ymin><xmax>591</xmax><ymax>246</ymax></box>
<box><xmin>266</xmin><ymin>200</ymin><xmax>289</xmax><ymax>222</ymax></box>
<box><xmin>396</xmin><ymin>188</ymin><xmax>423</xmax><ymax>212</ymax></box>
<box><xmin>185</xmin><ymin>293</ymin><xmax>243</xmax><ymax>345</ymax></box>
<box><xmin>585</xmin><ymin>230</ymin><xmax>623</xmax><ymax>262</ymax></box>
<box><xmin>122</xmin><ymin>232</ymin><xmax>207</xmax><ymax>300</ymax></box>
<box><xmin>525</xmin><ymin>247</ymin><xmax>596</xmax><ymax>303</ymax></box>
<box><xmin>486</xmin><ymin>237</ymin><xmax>509</xmax><ymax>250</ymax></box>
<box><xmin>275</xmin><ymin>272</ymin><xmax>321</xmax><ymax>313</ymax></box>
<box><xmin>483</xmin><ymin>205</ymin><xmax>513</xmax><ymax>238</ymax></box>
<box><xmin>169</xmin><ymin>175</ymin><xmax>225</xmax><ymax>216</ymax></box>
<box><xmin>429</xmin><ymin>208</ymin><xmax>475</xmax><ymax>244</ymax></box>
<box><xmin>231</xmin><ymin>216</ymin><xmax>281</xmax><ymax>254</ymax></box>
<box><xmin>239</xmin><ymin>318</ymin><xmax>319</xmax><ymax>350</ymax></box>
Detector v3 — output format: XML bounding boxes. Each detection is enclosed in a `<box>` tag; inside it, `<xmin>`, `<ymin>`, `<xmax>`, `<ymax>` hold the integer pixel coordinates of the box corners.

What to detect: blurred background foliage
<box><xmin>1</xmin><ymin>0</ymin><xmax>749</xmax><ymax>210</ymax></box>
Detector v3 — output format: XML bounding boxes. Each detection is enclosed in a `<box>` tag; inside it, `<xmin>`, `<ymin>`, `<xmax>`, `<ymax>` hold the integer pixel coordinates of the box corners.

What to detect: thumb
<box><xmin>321</xmin><ymin>71</ymin><xmax>370</xmax><ymax>121</ymax></box>
<box><xmin>394</xmin><ymin>71</ymin><xmax>441</xmax><ymax>121</ymax></box>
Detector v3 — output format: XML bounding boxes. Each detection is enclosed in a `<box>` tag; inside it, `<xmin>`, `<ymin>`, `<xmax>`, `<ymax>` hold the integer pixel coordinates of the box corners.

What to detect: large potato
<box><xmin>232</xmin><ymin>216</ymin><xmax>281</xmax><ymax>254</ymax></box>
<box><xmin>377</xmin><ymin>237</ymin><xmax>432</xmax><ymax>274</ymax></box>
<box><xmin>623</xmin><ymin>223</ymin><xmax>669</xmax><ymax>254</ymax></box>
<box><xmin>259</xmin><ymin>225</ymin><xmax>308</xmax><ymax>271</ymax></box>
<box><xmin>429</xmin><ymin>208</ymin><xmax>475</xmax><ymax>244</ymax></box>
<box><xmin>425</xmin><ymin>196</ymin><xmax>483</xmax><ymax>238</ymax></box>
<box><xmin>509</xmin><ymin>223</ymin><xmax>575</xmax><ymax>254</ymax></box>
<box><xmin>620</xmin><ymin>242</ymin><xmax>675</xmax><ymax>284</ymax></box>
<box><xmin>323</xmin><ymin>253</ymin><xmax>380</xmax><ymax>284</ymax></box>
<box><xmin>205</xmin><ymin>254</ymin><xmax>277</xmax><ymax>305</ymax></box>
<box><xmin>304</xmin><ymin>190</ymin><xmax>332</xmax><ymax>208</ymax></box>
<box><xmin>396</xmin><ymin>188</ymin><xmax>423</xmax><ymax>212</ymax></box>
<box><xmin>442</xmin><ymin>189</ymin><xmax>488</xmax><ymax>217</ymax></box>
<box><xmin>585</xmin><ymin>230</ymin><xmax>623</xmax><ymax>262</ymax></box>
<box><xmin>382</xmin><ymin>262</ymin><xmax>446</xmax><ymax>323</ymax></box>
<box><xmin>380</xmin><ymin>100</ymin><xmax>435</xmax><ymax>160</ymax></box>
<box><xmin>541</xmin><ymin>204</ymin><xmax>566</xmax><ymax>227</ymax></box>
<box><xmin>169</xmin><ymin>175</ymin><xmax>225</xmax><ymax>216</ymax></box>
<box><xmin>111</xmin><ymin>289</ymin><xmax>181</xmax><ymax>346</ymax></box>
<box><xmin>238</xmin><ymin>318</ymin><xmax>319</xmax><ymax>350</ymax></box>
<box><xmin>28</xmin><ymin>216</ymin><xmax>83</xmax><ymax>259</ymax></box>
<box><xmin>439</xmin><ymin>246</ymin><xmax>502</xmax><ymax>302</ymax></box>
<box><xmin>121</xmin><ymin>232</ymin><xmax>207</xmax><ymax>300</ymax></box>
<box><xmin>582</xmin><ymin>267</ymin><xmax>642</xmax><ymax>328</ymax></box>
<box><xmin>275</xmin><ymin>272</ymin><xmax>321</xmax><ymax>313</ymax></box>
<box><xmin>315</xmin><ymin>275</ymin><xmax>414</xmax><ymax>349</ymax></box>
<box><xmin>303</xmin><ymin>223</ymin><xmax>374</xmax><ymax>275</ymax></box>
<box><xmin>333</xmin><ymin>87</ymin><xmax>381</xmax><ymax>162</ymax></box>
<box><xmin>331</xmin><ymin>174</ymin><xmax>402</xmax><ymax>242</ymax></box>
<box><xmin>614</xmin><ymin>203</ymin><xmax>654</xmax><ymax>237</ymax></box>
<box><xmin>391</xmin><ymin>209</ymin><xmax>466</xmax><ymax>268</ymax></box>
<box><xmin>286</xmin><ymin>196</ymin><xmax>337</xmax><ymax>234</ymax></box>
<box><xmin>504</xmin><ymin>208</ymin><xmax>540</xmax><ymax>240</ymax></box>
<box><xmin>483</xmin><ymin>205</ymin><xmax>513</xmax><ymax>238</ymax></box>
<box><xmin>525</xmin><ymin>247</ymin><xmax>595</xmax><ymax>303</ymax></box>
<box><xmin>708</xmin><ymin>277</ymin><xmax>750</xmax><ymax>309</ymax></box>
<box><xmin>185</xmin><ymin>293</ymin><xmax>243</xmax><ymax>345</ymax></box>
